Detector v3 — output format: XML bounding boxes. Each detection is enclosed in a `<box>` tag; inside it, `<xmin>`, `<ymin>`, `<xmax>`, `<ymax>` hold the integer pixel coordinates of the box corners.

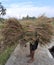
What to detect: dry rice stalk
<box><xmin>2</xmin><ymin>18</ymin><xmax>54</xmax><ymax>47</ymax></box>
<box><xmin>35</xmin><ymin>23</ymin><xmax>54</xmax><ymax>46</ymax></box>
<box><xmin>2</xmin><ymin>18</ymin><xmax>24</xmax><ymax>46</ymax></box>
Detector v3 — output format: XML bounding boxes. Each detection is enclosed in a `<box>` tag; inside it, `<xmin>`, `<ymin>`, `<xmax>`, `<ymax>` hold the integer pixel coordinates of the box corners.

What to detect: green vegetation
<box><xmin>0</xmin><ymin>2</ymin><xmax>6</xmax><ymax>17</ymax></box>
<box><xmin>0</xmin><ymin>44</ymin><xmax>17</xmax><ymax>65</ymax></box>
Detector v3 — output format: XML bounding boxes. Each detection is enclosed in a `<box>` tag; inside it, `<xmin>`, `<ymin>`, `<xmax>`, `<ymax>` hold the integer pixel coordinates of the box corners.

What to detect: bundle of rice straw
<box><xmin>2</xmin><ymin>18</ymin><xmax>24</xmax><ymax>46</ymax></box>
<box><xmin>23</xmin><ymin>22</ymin><xmax>54</xmax><ymax>46</ymax></box>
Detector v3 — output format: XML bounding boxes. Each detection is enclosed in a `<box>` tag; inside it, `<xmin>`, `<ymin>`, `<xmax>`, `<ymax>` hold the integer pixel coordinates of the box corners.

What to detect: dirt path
<box><xmin>5</xmin><ymin>43</ymin><xmax>54</xmax><ymax>65</ymax></box>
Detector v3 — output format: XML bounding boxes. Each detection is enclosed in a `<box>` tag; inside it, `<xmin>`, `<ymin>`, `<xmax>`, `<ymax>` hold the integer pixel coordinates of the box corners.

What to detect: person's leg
<box><xmin>31</xmin><ymin>50</ymin><xmax>35</xmax><ymax>60</ymax></box>
<box><xmin>27</xmin><ymin>40</ymin><xmax>39</xmax><ymax>63</ymax></box>
<box><xmin>28</xmin><ymin>50</ymin><xmax>35</xmax><ymax>63</ymax></box>
<box><xmin>30</xmin><ymin>40</ymin><xmax>38</xmax><ymax>59</ymax></box>
<box><xmin>27</xmin><ymin>44</ymin><xmax>35</xmax><ymax>63</ymax></box>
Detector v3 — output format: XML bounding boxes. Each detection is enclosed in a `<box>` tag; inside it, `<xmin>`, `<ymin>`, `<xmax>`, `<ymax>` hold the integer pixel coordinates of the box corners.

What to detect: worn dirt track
<box><xmin>5</xmin><ymin>43</ymin><xmax>54</xmax><ymax>65</ymax></box>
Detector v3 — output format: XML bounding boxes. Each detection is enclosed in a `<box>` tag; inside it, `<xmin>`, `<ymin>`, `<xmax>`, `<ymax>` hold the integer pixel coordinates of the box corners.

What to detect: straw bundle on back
<box><xmin>2</xmin><ymin>18</ymin><xmax>54</xmax><ymax>47</ymax></box>
<box><xmin>2</xmin><ymin>18</ymin><xmax>24</xmax><ymax>46</ymax></box>
<box><xmin>23</xmin><ymin>22</ymin><xmax>54</xmax><ymax>46</ymax></box>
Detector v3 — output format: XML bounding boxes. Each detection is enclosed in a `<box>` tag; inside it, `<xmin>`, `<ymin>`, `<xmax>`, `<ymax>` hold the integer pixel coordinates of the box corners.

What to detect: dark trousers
<box><xmin>30</xmin><ymin>40</ymin><xmax>39</xmax><ymax>51</ymax></box>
